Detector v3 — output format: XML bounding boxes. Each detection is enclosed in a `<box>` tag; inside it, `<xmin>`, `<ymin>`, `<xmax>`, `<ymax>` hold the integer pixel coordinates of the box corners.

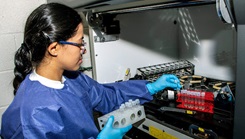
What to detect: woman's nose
<box><xmin>81</xmin><ymin>46</ymin><xmax>86</xmax><ymax>54</ymax></box>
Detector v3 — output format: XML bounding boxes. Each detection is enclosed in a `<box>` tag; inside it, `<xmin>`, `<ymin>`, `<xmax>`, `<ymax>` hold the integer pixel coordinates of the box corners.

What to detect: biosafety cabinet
<box><xmin>48</xmin><ymin>0</ymin><xmax>245</xmax><ymax>138</ymax></box>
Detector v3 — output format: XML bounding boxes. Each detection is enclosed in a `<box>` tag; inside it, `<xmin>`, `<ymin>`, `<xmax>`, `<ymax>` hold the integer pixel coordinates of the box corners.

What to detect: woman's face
<box><xmin>57</xmin><ymin>23</ymin><xmax>86</xmax><ymax>71</ymax></box>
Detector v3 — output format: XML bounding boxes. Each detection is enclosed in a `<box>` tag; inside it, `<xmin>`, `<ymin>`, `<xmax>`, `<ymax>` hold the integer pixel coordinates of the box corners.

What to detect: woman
<box><xmin>1</xmin><ymin>3</ymin><xmax>181</xmax><ymax>139</ymax></box>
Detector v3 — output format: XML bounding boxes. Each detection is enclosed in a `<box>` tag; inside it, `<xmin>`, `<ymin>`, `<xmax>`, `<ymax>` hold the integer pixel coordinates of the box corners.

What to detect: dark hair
<box><xmin>13</xmin><ymin>3</ymin><xmax>82</xmax><ymax>95</ymax></box>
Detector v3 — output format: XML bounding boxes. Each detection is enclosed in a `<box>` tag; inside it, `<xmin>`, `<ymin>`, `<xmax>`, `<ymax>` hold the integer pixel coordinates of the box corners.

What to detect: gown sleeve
<box><xmin>78</xmin><ymin>73</ymin><xmax>153</xmax><ymax>114</ymax></box>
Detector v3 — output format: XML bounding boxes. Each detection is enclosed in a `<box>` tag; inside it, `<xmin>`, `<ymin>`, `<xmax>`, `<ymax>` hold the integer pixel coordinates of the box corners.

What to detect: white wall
<box><xmin>93</xmin><ymin>4</ymin><xmax>235</xmax><ymax>83</ymax></box>
<box><xmin>0</xmin><ymin>0</ymin><xmax>47</xmax><ymax>128</ymax></box>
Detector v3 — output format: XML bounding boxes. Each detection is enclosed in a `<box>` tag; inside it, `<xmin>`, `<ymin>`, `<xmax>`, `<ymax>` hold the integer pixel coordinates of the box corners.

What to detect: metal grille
<box><xmin>136</xmin><ymin>60</ymin><xmax>195</xmax><ymax>82</ymax></box>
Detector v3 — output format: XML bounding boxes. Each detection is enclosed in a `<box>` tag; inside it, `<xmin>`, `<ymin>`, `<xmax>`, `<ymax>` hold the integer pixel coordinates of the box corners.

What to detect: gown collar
<box><xmin>29</xmin><ymin>70</ymin><xmax>66</xmax><ymax>89</ymax></box>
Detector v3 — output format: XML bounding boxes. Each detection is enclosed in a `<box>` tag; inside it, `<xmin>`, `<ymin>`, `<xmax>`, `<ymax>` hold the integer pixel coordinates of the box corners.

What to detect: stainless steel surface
<box><xmin>137</xmin><ymin>117</ymin><xmax>194</xmax><ymax>139</ymax></box>
<box><xmin>47</xmin><ymin>0</ymin><xmax>216</xmax><ymax>14</ymax></box>
<box><xmin>233</xmin><ymin>1</ymin><xmax>245</xmax><ymax>138</ymax></box>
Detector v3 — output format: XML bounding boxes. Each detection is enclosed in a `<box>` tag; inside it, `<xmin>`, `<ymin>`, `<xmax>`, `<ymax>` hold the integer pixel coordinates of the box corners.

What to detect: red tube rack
<box><xmin>176</xmin><ymin>90</ymin><xmax>214</xmax><ymax>114</ymax></box>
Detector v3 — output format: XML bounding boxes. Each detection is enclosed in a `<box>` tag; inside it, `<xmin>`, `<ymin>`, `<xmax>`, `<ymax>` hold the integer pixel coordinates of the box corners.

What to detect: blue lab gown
<box><xmin>1</xmin><ymin>71</ymin><xmax>152</xmax><ymax>139</ymax></box>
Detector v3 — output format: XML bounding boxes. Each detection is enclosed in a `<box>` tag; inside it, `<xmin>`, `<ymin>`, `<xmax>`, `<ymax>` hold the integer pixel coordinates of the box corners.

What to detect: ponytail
<box><xmin>13</xmin><ymin>43</ymin><xmax>32</xmax><ymax>95</ymax></box>
<box><xmin>12</xmin><ymin>3</ymin><xmax>82</xmax><ymax>95</ymax></box>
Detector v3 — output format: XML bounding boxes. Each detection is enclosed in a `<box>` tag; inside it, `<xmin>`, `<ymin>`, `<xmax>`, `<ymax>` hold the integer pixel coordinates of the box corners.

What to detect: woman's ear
<box><xmin>47</xmin><ymin>42</ymin><xmax>59</xmax><ymax>56</ymax></box>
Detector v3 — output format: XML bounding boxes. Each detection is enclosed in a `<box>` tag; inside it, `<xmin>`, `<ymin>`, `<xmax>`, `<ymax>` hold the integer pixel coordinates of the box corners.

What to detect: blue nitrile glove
<box><xmin>97</xmin><ymin>116</ymin><xmax>132</xmax><ymax>139</ymax></box>
<box><xmin>146</xmin><ymin>74</ymin><xmax>182</xmax><ymax>95</ymax></box>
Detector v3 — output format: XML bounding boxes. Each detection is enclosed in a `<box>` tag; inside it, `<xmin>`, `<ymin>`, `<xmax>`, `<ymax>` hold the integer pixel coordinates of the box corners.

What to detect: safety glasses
<box><xmin>59</xmin><ymin>40</ymin><xmax>86</xmax><ymax>54</ymax></box>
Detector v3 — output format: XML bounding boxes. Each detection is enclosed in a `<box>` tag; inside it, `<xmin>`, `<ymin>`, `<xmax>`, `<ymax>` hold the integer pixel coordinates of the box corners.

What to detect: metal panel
<box><xmin>48</xmin><ymin>0</ymin><xmax>215</xmax><ymax>14</ymax></box>
<box><xmin>232</xmin><ymin>0</ymin><xmax>245</xmax><ymax>138</ymax></box>
<box><xmin>47</xmin><ymin>0</ymin><xmax>102</xmax><ymax>8</ymax></box>
<box><xmin>137</xmin><ymin>118</ymin><xmax>193</xmax><ymax>139</ymax></box>
<box><xmin>233</xmin><ymin>25</ymin><xmax>245</xmax><ymax>139</ymax></box>
<box><xmin>233</xmin><ymin>0</ymin><xmax>245</xmax><ymax>24</ymax></box>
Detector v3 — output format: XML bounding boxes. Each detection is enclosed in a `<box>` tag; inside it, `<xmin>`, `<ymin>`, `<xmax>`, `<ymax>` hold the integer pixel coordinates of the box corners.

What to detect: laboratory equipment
<box><xmin>98</xmin><ymin>99</ymin><xmax>146</xmax><ymax>130</ymax></box>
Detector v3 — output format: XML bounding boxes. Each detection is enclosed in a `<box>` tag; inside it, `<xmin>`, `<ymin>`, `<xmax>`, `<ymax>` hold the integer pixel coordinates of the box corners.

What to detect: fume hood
<box><xmin>47</xmin><ymin>0</ymin><xmax>245</xmax><ymax>138</ymax></box>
